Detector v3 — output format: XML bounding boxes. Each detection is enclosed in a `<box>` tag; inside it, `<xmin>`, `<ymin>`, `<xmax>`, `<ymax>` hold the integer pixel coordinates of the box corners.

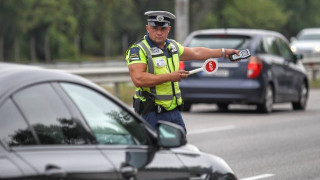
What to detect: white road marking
<box><xmin>240</xmin><ymin>174</ymin><xmax>275</xmax><ymax>180</ymax></box>
<box><xmin>188</xmin><ymin>125</ymin><xmax>236</xmax><ymax>135</ymax></box>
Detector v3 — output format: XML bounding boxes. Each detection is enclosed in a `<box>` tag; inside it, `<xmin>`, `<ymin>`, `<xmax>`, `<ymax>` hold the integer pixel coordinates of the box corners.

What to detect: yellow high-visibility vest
<box><xmin>126</xmin><ymin>36</ymin><xmax>184</xmax><ymax>111</ymax></box>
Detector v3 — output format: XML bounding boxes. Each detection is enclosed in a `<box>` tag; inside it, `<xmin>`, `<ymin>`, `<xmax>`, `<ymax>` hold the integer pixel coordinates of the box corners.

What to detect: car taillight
<box><xmin>179</xmin><ymin>61</ymin><xmax>185</xmax><ymax>70</ymax></box>
<box><xmin>247</xmin><ymin>56</ymin><xmax>263</xmax><ymax>78</ymax></box>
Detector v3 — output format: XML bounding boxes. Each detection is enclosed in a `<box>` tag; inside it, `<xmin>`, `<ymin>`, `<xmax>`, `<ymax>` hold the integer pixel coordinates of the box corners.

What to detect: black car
<box><xmin>0</xmin><ymin>63</ymin><xmax>237</xmax><ymax>180</ymax></box>
<box><xmin>179</xmin><ymin>29</ymin><xmax>309</xmax><ymax>113</ymax></box>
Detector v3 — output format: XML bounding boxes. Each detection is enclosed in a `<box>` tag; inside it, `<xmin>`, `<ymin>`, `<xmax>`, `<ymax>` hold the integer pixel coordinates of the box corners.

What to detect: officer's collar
<box><xmin>146</xmin><ymin>33</ymin><xmax>171</xmax><ymax>51</ymax></box>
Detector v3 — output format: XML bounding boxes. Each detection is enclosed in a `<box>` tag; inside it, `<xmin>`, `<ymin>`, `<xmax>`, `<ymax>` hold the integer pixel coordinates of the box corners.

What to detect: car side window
<box><xmin>256</xmin><ymin>40</ymin><xmax>267</xmax><ymax>54</ymax></box>
<box><xmin>12</xmin><ymin>83</ymin><xmax>89</xmax><ymax>145</ymax></box>
<box><xmin>60</xmin><ymin>83</ymin><xmax>149</xmax><ymax>145</ymax></box>
<box><xmin>0</xmin><ymin>99</ymin><xmax>37</xmax><ymax>147</ymax></box>
<box><xmin>277</xmin><ymin>39</ymin><xmax>294</xmax><ymax>60</ymax></box>
<box><xmin>264</xmin><ymin>36</ymin><xmax>281</xmax><ymax>56</ymax></box>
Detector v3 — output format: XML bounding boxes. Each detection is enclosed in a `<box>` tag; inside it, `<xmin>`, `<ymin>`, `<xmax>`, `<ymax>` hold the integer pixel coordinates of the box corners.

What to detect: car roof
<box><xmin>0</xmin><ymin>62</ymin><xmax>101</xmax><ymax>102</ymax></box>
<box><xmin>187</xmin><ymin>28</ymin><xmax>282</xmax><ymax>36</ymax></box>
<box><xmin>299</xmin><ymin>28</ymin><xmax>320</xmax><ymax>34</ymax></box>
<box><xmin>184</xmin><ymin>28</ymin><xmax>285</xmax><ymax>45</ymax></box>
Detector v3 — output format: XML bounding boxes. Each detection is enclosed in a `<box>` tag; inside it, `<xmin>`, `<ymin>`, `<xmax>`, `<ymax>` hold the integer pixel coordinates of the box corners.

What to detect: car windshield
<box><xmin>297</xmin><ymin>33</ymin><xmax>320</xmax><ymax>40</ymax></box>
<box><xmin>187</xmin><ymin>35</ymin><xmax>251</xmax><ymax>49</ymax></box>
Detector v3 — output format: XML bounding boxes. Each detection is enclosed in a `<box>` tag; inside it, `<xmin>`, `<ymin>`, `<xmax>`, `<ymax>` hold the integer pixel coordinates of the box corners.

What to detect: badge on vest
<box><xmin>155</xmin><ymin>58</ymin><xmax>166</xmax><ymax>67</ymax></box>
<box><xmin>150</xmin><ymin>47</ymin><xmax>163</xmax><ymax>56</ymax></box>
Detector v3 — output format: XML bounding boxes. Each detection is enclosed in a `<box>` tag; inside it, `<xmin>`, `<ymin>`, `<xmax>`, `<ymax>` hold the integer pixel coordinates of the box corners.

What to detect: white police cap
<box><xmin>144</xmin><ymin>11</ymin><xmax>176</xmax><ymax>27</ymax></box>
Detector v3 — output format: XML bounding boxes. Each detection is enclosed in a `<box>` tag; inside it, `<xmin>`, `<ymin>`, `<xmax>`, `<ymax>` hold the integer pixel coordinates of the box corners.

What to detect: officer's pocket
<box><xmin>133</xmin><ymin>97</ymin><xmax>155</xmax><ymax>115</ymax></box>
<box><xmin>141</xmin><ymin>99</ymin><xmax>155</xmax><ymax>114</ymax></box>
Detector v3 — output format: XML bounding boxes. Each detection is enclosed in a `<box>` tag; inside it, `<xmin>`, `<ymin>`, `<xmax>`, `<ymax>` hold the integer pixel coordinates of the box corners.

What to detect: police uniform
<box><xmin>125</xmin><ymin>11</ymin><xmax>186</xmax><ymax>132</ymax></box>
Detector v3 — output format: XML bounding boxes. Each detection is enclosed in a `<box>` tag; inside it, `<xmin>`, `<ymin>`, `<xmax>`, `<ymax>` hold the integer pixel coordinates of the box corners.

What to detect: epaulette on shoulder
<box><xmin>168</xmin><ymin>38</ymin><xmax>175</xmax><ymax>43</ymax></box>
<box><xmin>133</xmin><ymin>37</ymin><xmax>144</xmax><ymax>45</ymax></box>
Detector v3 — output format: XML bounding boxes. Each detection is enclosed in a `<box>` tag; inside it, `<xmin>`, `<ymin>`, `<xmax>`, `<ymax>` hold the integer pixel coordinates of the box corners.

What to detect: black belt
<box><xmin>155</xmin><ymin>105</ymin><xmax>183</xmax><ymax>114</ymax></box>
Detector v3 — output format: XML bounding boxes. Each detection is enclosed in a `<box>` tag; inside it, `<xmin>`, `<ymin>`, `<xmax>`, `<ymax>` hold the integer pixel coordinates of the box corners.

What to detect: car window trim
<box><xmin>96</xmin><ymin>144</ymin><xmax>152</xmax><ymax>151</ymax></box>
<box><xmin>11</xmin><ymin>144</ymin><xmax>101</xmax><ymax>152</ymax></box>
<box><xmin>10</xmin><ymin>97</ymin><xmax>41</xmax><ymax>145</ymax></box>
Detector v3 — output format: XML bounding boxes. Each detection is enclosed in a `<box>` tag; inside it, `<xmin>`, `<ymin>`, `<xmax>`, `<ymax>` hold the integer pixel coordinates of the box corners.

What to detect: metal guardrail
<box><xmin>63</xmin><ymin>67</ymin><xmax>130</xmax><ymax>84</ymax></box>
<box><xmin>39</xmin><ymin>57</ymin><xmax>320</xmax><ymax>96</ymax></box>
<box><xmin>61</xmin><ymin>67</ymin><xmax>131</xmax><ymax>96</ymax></box>
<box><xmin>302</xmin><ymin>57</ymin><xmax>320</xmax><ymax>81</ymax></box>
<box><xmin>36</xmin><ymin>61</ymin><xmax>130</xmax><ymax>96</ymax></box>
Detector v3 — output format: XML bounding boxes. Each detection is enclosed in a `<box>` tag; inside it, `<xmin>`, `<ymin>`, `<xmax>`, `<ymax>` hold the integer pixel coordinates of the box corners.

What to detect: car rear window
<box><xmin>187</xmin><ymin>35</ymin><xmax>251</xmax><ymax>49</ymax></box>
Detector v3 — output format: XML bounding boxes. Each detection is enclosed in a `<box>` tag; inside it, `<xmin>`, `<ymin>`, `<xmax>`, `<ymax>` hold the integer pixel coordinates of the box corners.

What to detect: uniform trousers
<box><xmin>141</xmin><ymin>108</ymin><xmax>186</xmax><ymax>133</ymax></box>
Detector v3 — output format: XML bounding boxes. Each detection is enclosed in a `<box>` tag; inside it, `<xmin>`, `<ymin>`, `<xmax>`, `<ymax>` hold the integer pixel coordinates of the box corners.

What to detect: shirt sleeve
<box><xmin>175</xmin><ymin>41</ymin><xmax>184</xmax><ymax>56</ymax></box>
<box><xmin>125</xmin><ymin>46</ymin><xmax>147</xmax><ymax>65</ymax></box>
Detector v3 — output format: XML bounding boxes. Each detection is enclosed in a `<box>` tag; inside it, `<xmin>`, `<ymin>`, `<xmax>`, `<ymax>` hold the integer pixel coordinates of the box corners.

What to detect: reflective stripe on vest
<box><xmin>136</xmin><ymin>91</ymin><xmax>181</xmax><ymax>100</ymax></box>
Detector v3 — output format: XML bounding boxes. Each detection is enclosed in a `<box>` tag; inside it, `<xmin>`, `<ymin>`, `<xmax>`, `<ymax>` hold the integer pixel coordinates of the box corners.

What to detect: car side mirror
<box><xmin>156</xmin><ymin>121</ymin><xmax>187</xmax><ymax>148</ymax></box>
<box><xmin>295</xmin><ymin>54</ymin><xmax>303</xmax><ymax>60</ymax></box>
<box><xmin>293</xmin><ymin>54</ymin><xmax>303</xmax><ymax>63</ymax></box>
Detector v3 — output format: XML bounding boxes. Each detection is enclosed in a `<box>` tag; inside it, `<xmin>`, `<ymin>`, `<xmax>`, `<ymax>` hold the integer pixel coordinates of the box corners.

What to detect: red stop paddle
<box><xmin>188</xmin><ymin>59</ymin><xmax>218</xmax><ymax>75</ymax></box>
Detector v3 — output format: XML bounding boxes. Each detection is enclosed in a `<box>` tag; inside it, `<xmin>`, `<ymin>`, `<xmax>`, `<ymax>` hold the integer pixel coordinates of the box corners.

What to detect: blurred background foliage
<box><xmin>1</xmin><ymin>0</ymin><xmax>320</xmax><ymax>63</ymax></box>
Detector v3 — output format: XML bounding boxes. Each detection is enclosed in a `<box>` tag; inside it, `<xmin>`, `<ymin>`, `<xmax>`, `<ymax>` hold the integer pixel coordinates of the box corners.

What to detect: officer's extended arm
<box><xmin>128</xmin><ymin>63</ymin><xmax>188</xmax><ymax>87</ymax></box>
<box><xmin>180</xmin><ymin>47</ymin><xmax>239</xmax><ymax>61</ymax></box>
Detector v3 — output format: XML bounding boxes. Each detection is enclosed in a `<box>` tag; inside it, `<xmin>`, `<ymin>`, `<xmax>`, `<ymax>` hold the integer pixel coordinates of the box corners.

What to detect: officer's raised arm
<box><xmin>180</xmin><ymin>47</ymin><xmax>239</xmax><ymax>61</ymax></box>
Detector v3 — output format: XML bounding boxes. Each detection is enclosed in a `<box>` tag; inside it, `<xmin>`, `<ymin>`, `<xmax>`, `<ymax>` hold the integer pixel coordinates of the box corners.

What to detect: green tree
<box><xmin>0</xmin><ymin>0</ymin><xmax>28</xmax><ymax>61</ymax></box>
<box><xmin>190</xmin><ymin>0</ymin><xmax>221</xmax><ymax>30</ymax></box>
<box><xmin>276</xmin><ymin>0</ymin><xmax>320</xmax><ymax>37</ymax></box>
<box><xmin>222</xmin><ymin>0</ymin><xmax>290</xmax><ymax>31</ymax></box>
<box><xmin>25</xmin><ymin>0</ymin><xmax>77</xmax><ymax>61</ymax></box>
<box><xmin>70</xmin><ymin>0</ymin><xmax>97</xmax><ymax>54</ymax></box>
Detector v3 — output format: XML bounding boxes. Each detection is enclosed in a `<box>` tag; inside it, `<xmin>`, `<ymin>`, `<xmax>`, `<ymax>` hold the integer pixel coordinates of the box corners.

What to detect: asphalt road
<box><xmin>183</xmin><ymin>89</ymin><xmax>320</xmax><ymax>180</ymax></box>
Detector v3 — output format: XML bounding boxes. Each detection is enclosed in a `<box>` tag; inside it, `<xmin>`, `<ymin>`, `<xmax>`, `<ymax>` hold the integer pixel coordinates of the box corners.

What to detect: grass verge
<box><xmin>309</xmin><ymin>79</ymin><xmax>320</xmax><ymax>88</ymax></box>
<box><xmin>102</xmin><ymin>83</ymin><xmax>136</xmax><ymax>105</ymax></box>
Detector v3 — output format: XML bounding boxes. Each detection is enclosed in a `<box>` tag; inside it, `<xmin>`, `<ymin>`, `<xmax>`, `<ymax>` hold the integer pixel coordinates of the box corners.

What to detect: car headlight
<box><xmin>314</xmin><ymin>46</ymin><xmax>320</xmax><ymax>52</ymax></box>
<box><xmin>291</xmin><ymin>45</ymin><xmax>297</xmax><ymax>53</ymax></box>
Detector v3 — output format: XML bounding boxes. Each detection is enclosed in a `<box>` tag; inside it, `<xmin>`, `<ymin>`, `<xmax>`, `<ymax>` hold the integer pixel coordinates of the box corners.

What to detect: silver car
<box><xmin>290</xmin><ymin>28</ymin><xmax>320</xmax><ymax>57</ymax></box>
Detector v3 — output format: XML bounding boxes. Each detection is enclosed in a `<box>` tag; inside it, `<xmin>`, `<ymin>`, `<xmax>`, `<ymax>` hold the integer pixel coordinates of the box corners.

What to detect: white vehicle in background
<box><xmin>290</xmin><ymin>28</ymin><xmax>320</xmax><ymax>57</ymax></box>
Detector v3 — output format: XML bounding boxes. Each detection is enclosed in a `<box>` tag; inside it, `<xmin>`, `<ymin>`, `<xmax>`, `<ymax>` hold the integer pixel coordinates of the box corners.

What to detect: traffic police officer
<box><xmin>125</xmin><ymin>11</ymin><xmax>239</xmax><ymax>132</ymax></box>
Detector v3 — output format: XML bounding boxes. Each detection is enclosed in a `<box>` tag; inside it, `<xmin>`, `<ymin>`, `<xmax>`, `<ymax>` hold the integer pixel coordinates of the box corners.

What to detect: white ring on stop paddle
<box><xmin>188</xmin><ymin>58</ymin><xmax>218</xmax><ymax>75</ymax></box>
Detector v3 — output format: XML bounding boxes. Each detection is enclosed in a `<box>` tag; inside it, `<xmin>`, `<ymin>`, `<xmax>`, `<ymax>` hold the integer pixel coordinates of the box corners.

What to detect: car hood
<box><xmin>171</xmin><ymin>144</ymin><xmax>201</xmax><ymax>154</ymax></box>
<box><xmin>172</xmin><ymin>144</ymin><xmax>235</xmax><ymax>177</ymax></box>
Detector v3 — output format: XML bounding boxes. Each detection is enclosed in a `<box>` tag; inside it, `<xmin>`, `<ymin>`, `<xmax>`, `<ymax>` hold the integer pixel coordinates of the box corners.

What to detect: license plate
<box><xmin>203</xmin><ymin>69</ymin><xmax>229</xmax><ymax>77</ymax></box>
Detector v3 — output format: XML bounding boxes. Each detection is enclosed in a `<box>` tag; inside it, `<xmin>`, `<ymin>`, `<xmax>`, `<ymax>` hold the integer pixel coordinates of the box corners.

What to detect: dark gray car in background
<box><xmin>0</xmin><ymin>63</ymin><xmax>237</xmax><ymax>180</ymax></box>
<box><xmin>179</xmin><ymin>29</ymin><xmax>309</xmax><ymax>113</ymax></box>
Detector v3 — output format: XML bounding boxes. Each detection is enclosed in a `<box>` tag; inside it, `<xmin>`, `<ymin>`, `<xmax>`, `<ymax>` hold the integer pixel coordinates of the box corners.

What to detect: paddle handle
<box><xmin>188</xmin><ymin>67</ymin><xmax>203</xmax><ymax>75</ymax></box>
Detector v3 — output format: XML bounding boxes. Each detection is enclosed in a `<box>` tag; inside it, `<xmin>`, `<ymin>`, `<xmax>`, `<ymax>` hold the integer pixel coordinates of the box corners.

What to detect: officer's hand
<box><xmin>225</xmin><ymin>49</ymin><xmax>241</xmax><ymax>62</ymax></box>
<box><xmin>170</xmin><ymin>70</ymin><xmax>189</xmax><ymax>82</ymax></box>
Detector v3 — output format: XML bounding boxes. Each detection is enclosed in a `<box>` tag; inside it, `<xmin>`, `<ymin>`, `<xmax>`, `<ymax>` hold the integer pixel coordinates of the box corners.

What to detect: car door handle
<box><xmin>190</xmin><ymin>174</ymin><xmax>210</xmax><ymax>180</ymax></box>
<box><xmin>120</xmin><ymin>165</ymin><xmax>137</xmax><ymax>179</ymax></box>
<box><xmin>45</xmin><ymin>164</ymin><xmax>67</xmax><ymax>179</ymax></box>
